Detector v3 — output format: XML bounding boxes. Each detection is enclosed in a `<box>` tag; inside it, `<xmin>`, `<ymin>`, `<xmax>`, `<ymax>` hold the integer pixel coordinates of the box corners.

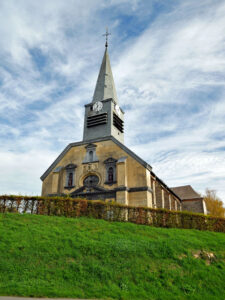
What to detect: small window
<box><xmin>65</xmin><ymin>163</ymin><xmax>77</xmax><ymax>189</ymax></box>
<box><xmin>89</xmin><ymin>150</ymin><xmax>93</xmax><ymax>162</ymax></box>
<box><xmin>68</xmin><ymin>172</ymin><xmax>73</xmax><ymax>187</ymax></box>
<box><xmin>108</xmin><ymin>167</ymin><xmax>114</xmax><ymax>182</ymax></box>
<box><xmin>104</xmin><ymin>157</ymin><xmax>117</xmax><ymax>185</ymax></box>
<box><xmin>83</xmin><ymin>143</ymin><xmax>98</xmax><ymax>164</ymax></box>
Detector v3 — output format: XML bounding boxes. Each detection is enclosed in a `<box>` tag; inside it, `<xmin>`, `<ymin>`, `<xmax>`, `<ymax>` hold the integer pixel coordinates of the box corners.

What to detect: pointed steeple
<box><xmin>92</xmin><ymin>47</ymin><xmax>118</xmax><ymax>104</ymax></box>
<box><xmin>83</xmin><ymin>36</ymin><xmax>124</xmax><ymax>144</ymax></box>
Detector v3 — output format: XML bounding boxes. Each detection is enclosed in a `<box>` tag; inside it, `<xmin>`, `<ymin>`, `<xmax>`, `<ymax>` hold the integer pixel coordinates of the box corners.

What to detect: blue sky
<box><xmin>0</xmin><ymin>0</ymin><xmax>225</xmax><ymax>202</ymax></box>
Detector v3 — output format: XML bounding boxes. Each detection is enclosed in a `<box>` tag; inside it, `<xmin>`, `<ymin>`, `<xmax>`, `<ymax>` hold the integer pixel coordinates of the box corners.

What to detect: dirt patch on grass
<box><xmin>192</xmin><ymin>250</ymin><xmax>216</xmax><ymax>265</ymax></box>
<box><xmin>178</xmin><ymin>251</ymin><xmax>216</xmax><ymax>265</ymax></box>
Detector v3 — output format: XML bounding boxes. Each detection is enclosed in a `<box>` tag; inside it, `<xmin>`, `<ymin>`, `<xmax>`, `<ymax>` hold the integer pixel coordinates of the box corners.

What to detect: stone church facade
<box><xmin>41</xmin><ymin>43</ymin><xmax>206</xmax><ymax>214</ymax></box>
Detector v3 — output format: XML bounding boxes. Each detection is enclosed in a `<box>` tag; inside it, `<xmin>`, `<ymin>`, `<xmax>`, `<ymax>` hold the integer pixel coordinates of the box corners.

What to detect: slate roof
<box><xmin>92</xmin><ymin>48</ymin><xmax>118</xmax><ymax>104</ymax></box>
<box><xmin>170</xmin><ymin>185</ymin><xmax>201</xmax><ymax>200</ymax></box>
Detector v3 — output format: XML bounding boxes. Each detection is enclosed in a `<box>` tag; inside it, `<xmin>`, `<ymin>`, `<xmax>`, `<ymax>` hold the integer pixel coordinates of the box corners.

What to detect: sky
<box><xmin>0</xmin><ymin>0</ymin><xmax>225</xmax><ymax>202</ymax></box>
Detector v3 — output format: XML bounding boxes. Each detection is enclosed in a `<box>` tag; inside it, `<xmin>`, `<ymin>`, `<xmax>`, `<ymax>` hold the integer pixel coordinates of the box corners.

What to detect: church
<box><xmin>41</xmin><ymin>39</ymin><xmax>206</xmax><ymax>214</ymax></box>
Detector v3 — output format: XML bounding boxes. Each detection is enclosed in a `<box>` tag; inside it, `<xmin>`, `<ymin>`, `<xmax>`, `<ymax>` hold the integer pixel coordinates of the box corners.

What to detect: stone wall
<box><xmin>151</xmin><ymin>179</ymin><xmax>157</xmax><ymax>208</ymax></box>
<box><xmin>171</xmin><ymin>196</ymin><xmax>176</xmax><ymax>210</ymax></box>
<box><xmin>182</xmin><ymin>198</ymin><xmax>206</xmax><ymax>214</ymax></box>
<box><xmin>164</xmin><ymin>190</ymin><xmax>170</xmax><ymax>210</ymax></box>
<box><xmin>155</xmin><ymin>180</ymin><xmax>163</xmax><ymax>208</ymax></box>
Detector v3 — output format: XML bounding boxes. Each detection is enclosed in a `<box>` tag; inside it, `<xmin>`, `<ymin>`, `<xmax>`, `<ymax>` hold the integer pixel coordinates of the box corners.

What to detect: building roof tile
<box><xmin>170</xmin><ymin>185</ymin><xmax>201</xmax><ymax>200</ymax></box>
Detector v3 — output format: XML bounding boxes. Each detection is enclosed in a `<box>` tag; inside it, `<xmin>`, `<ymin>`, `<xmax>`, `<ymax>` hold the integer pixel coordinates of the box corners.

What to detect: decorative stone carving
<box><xmin>65</xmin><ymin>163</ymin><xmax>77</xmax><ymax>169</ymax></box>
<box><xmin>83</xmin><ymin>162</ymin><xmax>99</xmax><ymax>172</ymax></box>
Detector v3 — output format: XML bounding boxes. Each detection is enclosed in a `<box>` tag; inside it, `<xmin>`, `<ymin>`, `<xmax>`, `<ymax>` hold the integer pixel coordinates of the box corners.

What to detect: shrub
<box><xmin>0</xmin><ymin>195</ymin><xmax>224</xmax><ymax>232</ymax></box>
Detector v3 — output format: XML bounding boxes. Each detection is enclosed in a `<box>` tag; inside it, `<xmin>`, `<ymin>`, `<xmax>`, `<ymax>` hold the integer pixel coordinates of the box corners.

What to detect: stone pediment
<box><xmin>104</xmin><ymin>157</ymin><xmax>117</xmax><ymax>164</ymax></box>
<box><xmin>85</xmin><ymin>143</ymin><xmax>97</xmax><ymax>149</ymax></box>
<box><xmin>65</xmin><ymin>163</ymin><xmax>77</xmax><ymax>169</ymax></box>
<box><xmin>70</xmin><ymin>185</ymin><xmax>108</xmax><ymax>196</ymax></box>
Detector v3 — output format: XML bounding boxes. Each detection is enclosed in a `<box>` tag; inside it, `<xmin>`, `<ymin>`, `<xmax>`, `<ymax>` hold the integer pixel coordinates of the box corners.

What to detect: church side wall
<box><xmin>155</xmin><ymin>181</ymin><xmax>163</xmax><ymax>208</ymax></box>
<box><xmin>172</xmin><ymin>196</ymin><xmax>179</xmax><ymax>211</ymax></box>
<box><xmin>126</xmin><ymin>158</ymin><xmax>149</xmax><ymax>188</ymax></box>
<box><xmin>151</xmin><ymin>178</ymin><xmax>157</xmax><ymax>208</ymax></box>
<box><xmin>153</xmin><ymin>179</ymin><xmax>181</xmax><ymax>211</ymax></box>
<box><xmin>164</xmin><ymin>190</ymin><xmax>170</xmax><ymax>210</ymax></box>
<box><xmin>129</xmin><ymin>191</ymin><xmax>151</xmax><ymax>207</ymax></box>
<box><xmin>182</xmin><ymin>198</ymin><xmax>205</xmax><ymax>214</ymax></box>
<box><xmin>171</xmin><ymin>196</ymin><xmax>175</xmax><ymax>210</ymax></box>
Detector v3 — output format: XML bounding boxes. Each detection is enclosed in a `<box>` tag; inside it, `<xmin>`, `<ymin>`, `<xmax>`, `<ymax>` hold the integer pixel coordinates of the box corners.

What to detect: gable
<box><xmin>40</xmin><ymin>136</ymin><xmax>152</xmax><ymax>181</ymax></box>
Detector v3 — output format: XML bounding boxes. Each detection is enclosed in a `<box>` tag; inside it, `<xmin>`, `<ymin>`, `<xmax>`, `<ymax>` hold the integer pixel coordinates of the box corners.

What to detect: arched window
<box><xmin>64</xmin><ymin>164</ymin><xmax>77</xmax><ymax>189</ymax></box>
<box><xmin>89</xmin><ymin>150</ymin><xmax>93</xmax><ymax>162</ymax></box>
<box><xmin>108</xmin><ymin>167</ymin><xmax>114</xmax><ymax>182</ymax></box>
<box><xmin>68</xmin><ymin>172</ymin><xmax>73</xmax><ymax>187</ymax></box>
<box><xmin>104</xmin><ymin>157</ymin><xmax>117</xmax><ymax>185</ymax></box>
<box><xmin>82</xmin><ymin>143</ymin><xmax>98</xmax><ymax>164</ymax></box>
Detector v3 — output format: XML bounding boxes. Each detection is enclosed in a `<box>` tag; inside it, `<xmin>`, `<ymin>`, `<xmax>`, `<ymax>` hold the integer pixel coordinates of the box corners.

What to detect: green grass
<box><xmin>0</xmin><ymin>214</ymin><xmax>224</xmax><ymax>300</ymax></box>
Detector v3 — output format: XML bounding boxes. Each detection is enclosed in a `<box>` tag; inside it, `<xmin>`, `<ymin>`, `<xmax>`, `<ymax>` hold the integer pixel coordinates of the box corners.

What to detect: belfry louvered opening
<box><xmin>87</xmin><ymin>113</ymin><xmax>108</xmax><ymax>127</ymax></box>
<box><xmin>113</xmin><ymin>113</ymin><xmax>124</xmax><ymax>133</ymax></box>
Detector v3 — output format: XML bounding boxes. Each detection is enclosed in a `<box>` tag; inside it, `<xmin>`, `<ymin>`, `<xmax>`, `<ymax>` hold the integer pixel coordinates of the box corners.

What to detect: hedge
<box><xmin>0</xmin><ymin>195</ymin><xmax>224</xmax><ymax>232</ymax></box>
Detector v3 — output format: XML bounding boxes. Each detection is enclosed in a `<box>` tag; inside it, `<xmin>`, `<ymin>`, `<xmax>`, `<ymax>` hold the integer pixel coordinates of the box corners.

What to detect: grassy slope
<box><xmin>0</xmin><ymin>214</ymin><xmax>224</xmax><ymax>300</ymax></box>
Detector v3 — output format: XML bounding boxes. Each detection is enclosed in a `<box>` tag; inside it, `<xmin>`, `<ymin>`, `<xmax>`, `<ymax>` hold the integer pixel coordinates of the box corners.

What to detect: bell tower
<box><xmin>83</xmin><ymin>33</ymin><xmax>124</xmax><ymax>144</ymax></box>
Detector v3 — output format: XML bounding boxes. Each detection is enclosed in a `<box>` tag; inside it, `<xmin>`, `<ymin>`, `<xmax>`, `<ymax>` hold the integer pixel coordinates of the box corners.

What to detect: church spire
<box><xmin>83</xmin><ymin>33</ymin><xmax>124</xmax><ymax>144</ymax></box>
<box><xmin>92</xmin><ymin>31</ymin><xmax>118</xmax><ymax>104</ymax></box>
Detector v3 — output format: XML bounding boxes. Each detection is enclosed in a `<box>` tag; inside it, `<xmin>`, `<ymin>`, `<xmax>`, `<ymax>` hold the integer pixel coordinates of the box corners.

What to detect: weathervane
<box><xmin>103</xmin><ymin>27</ymin><xmax>111</xmax><ymax>48</ymax></box>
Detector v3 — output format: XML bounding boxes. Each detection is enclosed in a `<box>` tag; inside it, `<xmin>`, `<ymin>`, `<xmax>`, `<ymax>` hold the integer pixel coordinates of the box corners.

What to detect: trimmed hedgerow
<box><xmin>0</xmin><ymin>195</ymin><xmax>224</xmax><ymax>232</ymax></box>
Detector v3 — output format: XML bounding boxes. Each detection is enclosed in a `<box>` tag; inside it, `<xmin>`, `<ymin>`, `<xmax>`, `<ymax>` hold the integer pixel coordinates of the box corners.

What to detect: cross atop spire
<box><xmin>102</xmin><ymin>27</ymin><xmax>111</xmax><ymax>48</ymax></box>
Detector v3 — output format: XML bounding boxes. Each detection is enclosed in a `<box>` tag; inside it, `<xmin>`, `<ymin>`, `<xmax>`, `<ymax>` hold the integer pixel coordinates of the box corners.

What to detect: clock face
<box><xmin>115</xmin><ymin>104</ymin><xmax>121</xmax><ymax>116</ymax></box>
<box><xmin>93</xmin><ymin>101</ymin><xmax>103</xmax><ymax>112</ymax></box>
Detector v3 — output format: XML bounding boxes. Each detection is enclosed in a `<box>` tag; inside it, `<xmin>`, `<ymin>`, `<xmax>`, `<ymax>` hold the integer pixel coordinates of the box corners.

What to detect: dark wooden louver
<box><xmin>113</xmin><ymin>113</ymin><xmax>124</xmax><ymax>133</ymax></box>
<box><xmin>87</xmin><ymin>113</ymin><xmax>108</xmax><ymax>127</ymax></box>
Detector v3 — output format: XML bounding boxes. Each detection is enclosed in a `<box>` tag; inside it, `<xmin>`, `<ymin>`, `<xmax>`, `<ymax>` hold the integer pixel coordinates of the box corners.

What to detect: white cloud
<box><xmin>114</xmin><ymin>0</ymin><xmax>225</xmax><ymax>201</ymax></box>
<box><xmin>0</xmin><ymin>0</ymin><xmax>225</xmax><ymax>203</ymax></box>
